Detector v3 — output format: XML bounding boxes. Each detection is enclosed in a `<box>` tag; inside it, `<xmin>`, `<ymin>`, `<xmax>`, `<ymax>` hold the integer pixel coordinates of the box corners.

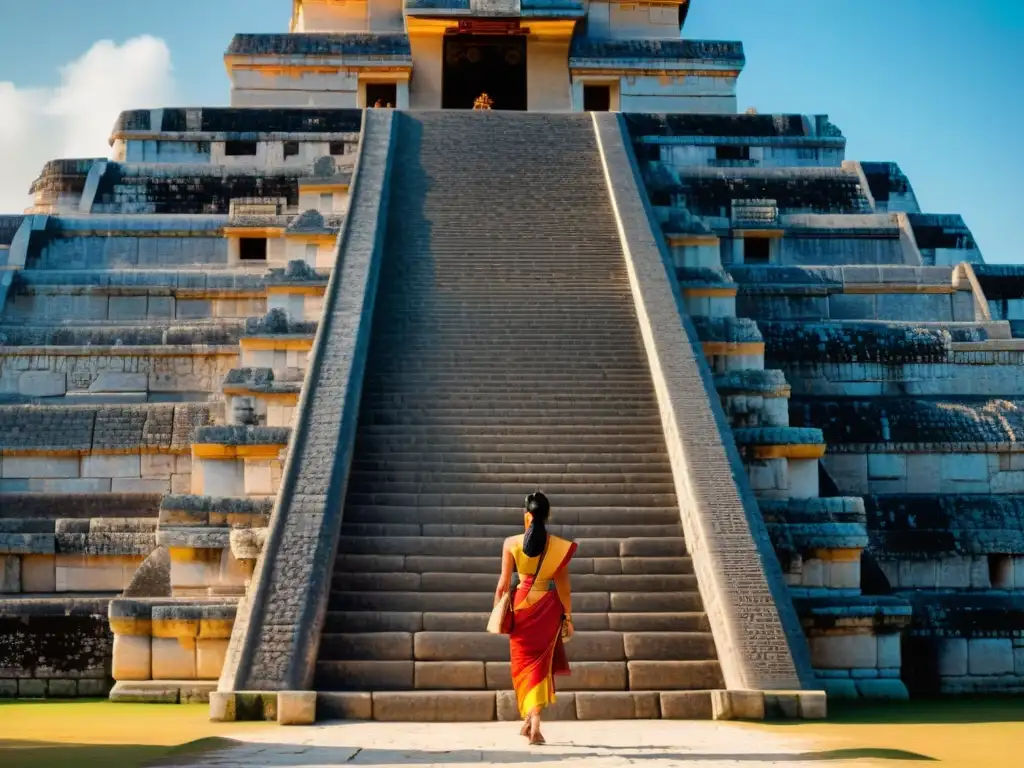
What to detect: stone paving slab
<box><xmin>167</xmin><ymin>720</ymin><xmax>866</xmax><ymax>767</ymax></box>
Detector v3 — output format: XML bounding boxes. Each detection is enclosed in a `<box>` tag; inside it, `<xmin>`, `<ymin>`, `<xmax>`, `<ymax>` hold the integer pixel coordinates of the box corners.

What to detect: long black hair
<box><xmin>523</xmin><ymin>491</ymin><xmax>550</xmax><ymax>557</ymax></box>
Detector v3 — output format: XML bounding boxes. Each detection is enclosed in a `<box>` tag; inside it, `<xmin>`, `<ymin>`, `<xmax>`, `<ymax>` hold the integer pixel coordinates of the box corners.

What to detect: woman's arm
<box><xmin>494</xmin><ymin>537</ymin><xmax>514</xmax><ymax>606</ymax></box>
<box><xmin>554</xmin><ymin>568</ymin><xmax>573</xmax><ymax>625</ymax></box>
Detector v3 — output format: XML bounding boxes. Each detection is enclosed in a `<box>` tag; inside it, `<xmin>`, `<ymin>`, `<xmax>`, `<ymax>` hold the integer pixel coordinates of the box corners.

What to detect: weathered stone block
<box><xmin>850</xmin><ymin>668</ymin><xmax>878</xmax><ymax>678</ymax></box>
<box><xmin>938</xmin><ymin>638</ymin><xmax>968</xmax><ymax>677</ymax></box>
<box><xmin>936</xmin><ymin>557</ymin><xmax>971</xmax><ymax>588</ymax></box>
<box><xmin>897</xmin><ymin>560</ymin><xmax>936</xmax><ymax>589</ymax></box>
<box><xmin>317</xmin><ymin>692</ymin><xmax>373</xmax><ymax>721</ymax></box>
<box><xmin>147</xmin><ymin>296</ymin><xmax>175</xmax><ymax>319</ymax></box>
<box><xmin>112</xmin><ymin>634</ymin><xmax>151</xmax><ymax>681</ymax></box>
<box><xmin>575</xmin><ymin>692</ymin><xmax>660</xmax><ymax>720</ymax></box>
<box><xmin>278</xmin><ymin>691</ymin><xmax>317</xmax><ymax>725</ymax></box>
<box><xmin>21</xmin><ymin>554</ymin><xmax>55</xmax><ymax>592</ymax></box>
<box><xmin>2</xmin><ymin>456</ymin><xmax>79</xmax><ymax>479</ymax></box>
<box><xmin>968</xmin><ymin>639</ymin><xmax>1014</xmax><ymax>676</ymax></box>
<box><xmin>877</xmin><ymin>634</ymin><xmax>901</xmax><ymax>669</ymax></box>
<box><xmin>0</xmin><ymin>555</ymin><xmax>20</xmax><ymax>593</ymax></box>
<box><xmin>18</xmin><ymin>371</ymin><xmax>67</xmax><ymax>397</ymax></box>
<box><xmin>941</xmin><ymin>454</ymin><xmax>988</xmax><ymax>483</ymax></box>
<box><xmin>414</xmin><ymin>661</ymin><xmax>485</xmax><ymax>689</ymax></box>
<box><xmin>372</xmin><ymin>692</ymin><xmax>495</xmax><ymax>721</ymax></box>
<box><xmin>798</xmin><ymin>691</ymin><xmax>827</xmax><ymax>719</ymax></box>
<box><xmin>556</xmin><ymin>661</ymin><xmax>628</xmax><ymax>691</ymax></box>
<box><xmin>47</xmin><ymin>679</ymin><xmax>77</xmax><ymax>698</ymax></box>
<box><xmin>113</xmin><ymin>479</ymin><xmax>170</xmax><ymax>493</ymax></box>
<box><xmin>209</xmin><ymin>691</ymin><xmax>237</xmax><ymax>721</ymax></box>
<box><xmin>810</xmin><ymin>633</ymin><xmax>877</xmax><ymax>669</ymax></box>
<box><xmin>180</xmin><ymin>682</ymin><xmax>216</xmax><ymax>704</ymax></box>
<box><xmin>764</xmin><ymin>691</ymin><xmax>800</xmax><ymax>719</ymax></box>
<box><xmin>108</xmin><ymin>296</ymin><xmax>149</xmax><ymax>320</ymax></box>
<box><xmin>788</xmin><ymin>458</ymin><xmax>819</xmax><ymax>498</ymax></box>
<box><xmin>110</xmin><ymin>681</ymin><xmax>179</xmax><ymax>704</ymax></box>
<box><xmin>904</xmin><ymin>453</ymin><xmax>942</xmax><ymax>493</ymax></box>
<box><xmin>88</xmin><ymin>372</ymin><xmax>149</xmax><ymax>392</ymax></box>
<box><xmin>151</xmin><ymin>637</ymin><xmax>196</xmax><ymax>680</ymax></box>
<box><xmin>196</xmin><ymin>638</ymin><xmax>229</xmax><ymax>680</ymax></box>
<box><xmin>141</xmin><ymin>454</ymin><xmax>176</xmax><ymax>478</ymax></box>
<box><xmin>82</xmin><ymin>454</ymin><xmax>141</xmax><ymax>479</ymax></box>
<box><xmin>1013</xmin><ymin>648</ymin><xmax>1024</xmax><ymax>676</ymax></box>
<box><xmin>827</xmin><ymin>559</ymin><xmax>860</xmax><ymax>590</ymax></box>
<box><xmin>802</xmin><ymin>559</ymin><xmax>824</xmax><ymax>588</ymax></box>
<box><xmin>628</xmin><ymin>661</ymin><xmax>723</xmax><ymax>691</ymax></box>
<box><xmin>660</xmin><ymin>690</ymin><xmax>712</xmax><ymax>719</ymax></box>
<box><xmin>18</xmin><ymin>679</ymin><xmax>46</xmax><ymax>698</ymax></box>
<box><xmin>970</xmin><ymin>556</ymin><xmax>992</xmax><ymax>589</ymax></box>
<box><xmin>77</xmin><ymin>679</ymin><xmax>109</xmax><ymax>698</ymax></box>
<box><xmin>867</xmin><ymin>453</ymin><xmax>905</xmax><ymax>480</ymax></box>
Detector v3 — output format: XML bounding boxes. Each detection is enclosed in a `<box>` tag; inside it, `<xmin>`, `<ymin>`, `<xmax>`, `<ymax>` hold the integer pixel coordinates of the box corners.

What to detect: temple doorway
<box><xmin>442</xmin><ymin>34</ymin><xmax>527</xmax><ymax>111</ymax></box>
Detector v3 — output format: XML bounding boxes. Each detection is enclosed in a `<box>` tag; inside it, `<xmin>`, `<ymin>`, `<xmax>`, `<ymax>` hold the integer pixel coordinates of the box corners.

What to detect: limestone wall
<box><xmin>33</xmin><ymin>236</ymin><xmax>228</xmax><ymax>270</ymax></box>
<box><xmin>0</xmin><ymin>348</ymin><xmax>239</xmax><ymax>400</ymax></box>
<box><xmin>0</xmin><ymin>598</ymin><xmax>113</xmax><ymax>698</ymax></box>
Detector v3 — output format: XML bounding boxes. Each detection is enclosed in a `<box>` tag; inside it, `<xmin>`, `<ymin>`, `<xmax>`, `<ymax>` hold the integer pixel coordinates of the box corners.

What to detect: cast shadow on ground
<box><xmin>0</xmin><ymin>737</ymin><xmax>237</xmax><ymax>768</ymax></box>
<box><xmin>160</xmin><ymin>744</ymin><xmax>933</xmax><ymax>765</ymax></box>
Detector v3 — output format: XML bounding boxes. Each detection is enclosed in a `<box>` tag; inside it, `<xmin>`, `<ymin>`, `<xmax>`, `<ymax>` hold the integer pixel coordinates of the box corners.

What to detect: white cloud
<box><xmin>0</xmin><ymin>36</ymin><xmax>176</xmax><ymax>213</ymax></box>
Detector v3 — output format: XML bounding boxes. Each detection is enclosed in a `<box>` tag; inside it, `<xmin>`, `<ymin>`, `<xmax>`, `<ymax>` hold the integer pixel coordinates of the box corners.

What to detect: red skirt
<box><xmin>509</xmin><ymin>585</ymin><xmax>569</xmax><ymax>717</ymax></box>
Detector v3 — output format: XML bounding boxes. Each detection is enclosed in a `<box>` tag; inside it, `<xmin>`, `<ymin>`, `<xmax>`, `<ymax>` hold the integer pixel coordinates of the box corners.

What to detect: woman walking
<box><xmin>493</xmin><ymin>492</ymin><xmax>577</xmax><ymax>745</ymax></box>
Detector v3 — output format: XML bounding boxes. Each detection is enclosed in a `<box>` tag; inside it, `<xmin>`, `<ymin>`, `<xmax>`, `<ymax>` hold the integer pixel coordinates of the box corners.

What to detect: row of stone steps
<box><xmin>336</xmin><ymin>554</ymin><xmax>691</xmax><ymax>573</ymax></box>
<box><xmin>342</xmin><ymin>500</ymin><xmax>677</xmax><ymax>516</ymax></box>
<box><xmin>330</xmin><ymin>572</ymin><xmax>696</xmax><ymax>593</ymax></box>
<box><xmin>336</xmin><ymin>536</ymin><xmax>685</xmax><ymax>558</ymax></box>
<box><xmin>315</xmin><ymin>689</ymin><xmax>718</xmax><ymax>721</ymax></box>
<box><xmin>324</xmin><ymin>610</ymin><xmax>706</xmax><ymax>633</ymax></box>
<box><xmin>315</xmin><ymin>660</ymin><xmax>722</xmax><ymax>693</ymax></box>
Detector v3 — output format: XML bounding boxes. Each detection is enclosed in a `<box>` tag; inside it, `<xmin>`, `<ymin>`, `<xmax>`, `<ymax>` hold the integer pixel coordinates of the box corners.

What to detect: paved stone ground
<box><xmin>167</xmin><ymin>720</ymin><xmax>870</xmax><ymax>767</ymax></box>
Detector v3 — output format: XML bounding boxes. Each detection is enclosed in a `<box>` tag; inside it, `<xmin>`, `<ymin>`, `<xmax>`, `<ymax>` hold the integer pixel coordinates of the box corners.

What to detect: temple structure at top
<box><xmin>225</xmin><ymin>0</ymin><xmax>740</xmax><ymax>111</ymax></box>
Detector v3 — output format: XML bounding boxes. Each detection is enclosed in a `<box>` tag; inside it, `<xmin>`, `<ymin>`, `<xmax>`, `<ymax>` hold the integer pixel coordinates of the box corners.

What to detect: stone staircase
<box><xmin>314</xmin><ymin>112</ymin><xmax>724</xmax><ymax>718</ymax></box>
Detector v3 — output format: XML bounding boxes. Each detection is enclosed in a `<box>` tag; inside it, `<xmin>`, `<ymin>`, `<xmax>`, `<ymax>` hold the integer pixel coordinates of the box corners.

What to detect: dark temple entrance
<box><xmin>442</xmin><ymin>33</ymin><xmax>527</xmax><ymax>111</ymax></box>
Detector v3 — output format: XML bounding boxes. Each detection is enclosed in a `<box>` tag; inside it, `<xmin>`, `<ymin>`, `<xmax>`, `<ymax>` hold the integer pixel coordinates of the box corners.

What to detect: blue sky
<box><xmin>0</xmin><ymin>0</ymin><xmax>1021</xmax><ymax>262</ymax></box>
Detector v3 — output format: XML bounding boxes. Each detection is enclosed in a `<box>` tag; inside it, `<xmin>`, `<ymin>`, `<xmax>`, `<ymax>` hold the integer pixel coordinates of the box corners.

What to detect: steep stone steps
<box><xmin>329</xmin><ymin>591</ymin><xmax>704</xmax><ymax>614</ymax></box>
<box><xmin>339</xmin><ymin>505</ymin><xmax>684</xmax><ymax>524</ymax></box>
<box><xmin>324</xmin><ymin>610</ymin><xmax>708</xmax><ymax>633</ymax></box>
<box><xmin>335</xmin><ymin>555</ymin><xmax>693</xmax><ymax>574</ymax></box>
<box><xmin>313</xmin><ymin>112</ymin><xmax>721</xmax><ymax>716</ymax></box>
<box><xmin>337</xmin><ymin>535</ymin><xmax>686</xmax><ymax>558</ymax></box>
<box><xmin>333</xmin><ymin>571</ymin><xmax>697</xmax><ymax>593</ymax></box>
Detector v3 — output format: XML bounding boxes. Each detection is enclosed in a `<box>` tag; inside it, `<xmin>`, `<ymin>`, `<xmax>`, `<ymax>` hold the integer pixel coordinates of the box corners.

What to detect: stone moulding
<box><xmin>110</xmin><ymin>107</ymin><xmax>364</xmax><ymax>139</ymax></box>
<box><xmin>217</xmin><ymin>108</ymin><xmax>397</xmax><ymax>702</ymax></box>
<box><xmin>592</xmin><ymin>111</ymin><xmax>815</xmax><ymax>692</ymax></box>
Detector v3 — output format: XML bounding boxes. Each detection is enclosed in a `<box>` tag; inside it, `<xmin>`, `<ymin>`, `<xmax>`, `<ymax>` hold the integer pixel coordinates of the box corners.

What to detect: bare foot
<box><xmin>520</xmin><ymin>718</ymin><xmax>530</xmax><ymax>738</ymax></box>
<box><xmin>528</xmin><ymin>712</ymin><xmax>546</xmax><ymax>745</ymax></box>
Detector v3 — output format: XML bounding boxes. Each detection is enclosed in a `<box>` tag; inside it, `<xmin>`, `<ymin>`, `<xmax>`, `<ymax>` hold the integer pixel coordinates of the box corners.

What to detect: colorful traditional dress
<box><xmin>509</xmin><ymin>533</ymin><xmax>578</xmax><ymax>718</ymax></box>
